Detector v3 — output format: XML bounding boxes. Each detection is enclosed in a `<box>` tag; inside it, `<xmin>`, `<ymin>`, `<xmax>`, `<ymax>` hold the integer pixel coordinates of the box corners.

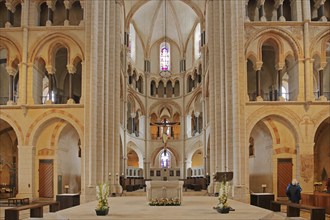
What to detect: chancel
<box><xmin>0</xmin><ymin>0</ymin><xmax>330</xmax><ymax>219</ymax></box>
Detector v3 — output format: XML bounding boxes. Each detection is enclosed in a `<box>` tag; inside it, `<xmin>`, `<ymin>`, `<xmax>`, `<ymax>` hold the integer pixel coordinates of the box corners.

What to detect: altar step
<box><xmin>123</xmin><ymin>189</ymin><xmax>208</xmax><ymax>197</ymax></box>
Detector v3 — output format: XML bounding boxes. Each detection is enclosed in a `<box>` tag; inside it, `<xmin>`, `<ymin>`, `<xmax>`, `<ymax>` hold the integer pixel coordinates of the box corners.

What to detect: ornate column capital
<box><xmin>6</xmin><ymin>66</ymin><xmax>17</xmax><ymax>76</ymax></box>
<box><xmin>45</xmin><ymin>65</ymin><xmax>55</xmax><ymax>74</ymax></box>
<box><xmin>275</xmin><ymin>62</ymin><xmax>285</xmax><ymax>70</ymax></box>
<box><xmin>274</xmin><ymin>0</ymin><xmax>284</xmax><ymax>8</ymax></box>
<box><xmin>5</xmin><ymin>2</ymin><xmax>16</xmax><ymax>13</ymax></box>
<box><xmin>254</xmin><ymin>61</ymin><xmax>263</xmax><ymax>71</ymax></box>
<box><xmin>66</xmin><ymin>64</ymin><xmax>77</xmax><ymax>74</ymax></box>
<box><xmin>64</xmin><ymin>0</ymin><xmax>72</xmax><ymax>10</ymax></box>
<box><xmin>257</xmin><ymin>0</ymin><xmax>265</xmax><ymax>7</ymax></box>
<box><xmin>46</xmin><ymin>0</ymin><xmax>56</xmax><ymax>10</ymax></box>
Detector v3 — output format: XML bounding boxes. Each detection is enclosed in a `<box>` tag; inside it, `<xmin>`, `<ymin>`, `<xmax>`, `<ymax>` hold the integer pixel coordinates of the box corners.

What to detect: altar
<box><xmin>146</xmin><ymin>181</ymin><xmax>183</xmax><ymax>203</ymax></box>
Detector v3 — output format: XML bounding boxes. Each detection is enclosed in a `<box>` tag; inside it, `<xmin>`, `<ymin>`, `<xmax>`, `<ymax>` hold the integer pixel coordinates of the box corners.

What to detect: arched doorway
<box><xmin>249</xmin><ymin>116</ymin><xmax>297</xmax><ymax>197</ymax></box>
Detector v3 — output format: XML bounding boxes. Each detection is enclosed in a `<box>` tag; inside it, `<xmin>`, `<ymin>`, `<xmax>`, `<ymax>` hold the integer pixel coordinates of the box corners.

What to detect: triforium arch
<box><xmin>29</xmin><ymin>32</ymin><xmax>84</xmax><ymax>65</ymax></box>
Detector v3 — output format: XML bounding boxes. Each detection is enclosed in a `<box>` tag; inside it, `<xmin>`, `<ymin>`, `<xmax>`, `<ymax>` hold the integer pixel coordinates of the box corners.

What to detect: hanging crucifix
<box><xmin>150</xmin><ymin>118</ymin><xmax>180</xmax><ymax>155</ymax></box>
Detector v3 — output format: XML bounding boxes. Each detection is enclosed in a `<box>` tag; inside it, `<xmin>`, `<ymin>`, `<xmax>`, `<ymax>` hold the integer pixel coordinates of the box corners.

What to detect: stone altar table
<box><xmin>146</xmin><ymin>181</ymin><xmax>183</xmax><ymax>203</ymax></box>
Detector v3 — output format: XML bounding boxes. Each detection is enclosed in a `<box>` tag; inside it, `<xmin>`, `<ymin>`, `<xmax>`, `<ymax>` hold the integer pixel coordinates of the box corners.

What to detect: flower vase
<box><xmin>95</xmin><ymin>208</ymin><xmax>109</xmax><ymax>216</ymax></box>
<box><xmin>216</xmin><ymin>207</ymin><xmax>230</xmax><ymax>214</ymax></box>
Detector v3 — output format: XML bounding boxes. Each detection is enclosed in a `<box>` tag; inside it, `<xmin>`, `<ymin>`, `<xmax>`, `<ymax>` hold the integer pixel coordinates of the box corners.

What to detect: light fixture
<box><xmin>159</xmin><ymin>0</ymin><xmax>171</xmax><ymax>78</ymax></box>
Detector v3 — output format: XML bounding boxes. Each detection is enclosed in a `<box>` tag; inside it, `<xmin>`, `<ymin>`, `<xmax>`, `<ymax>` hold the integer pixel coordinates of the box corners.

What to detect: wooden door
<box><xmin>277</xmin><ymin>158</ymin><xmax>292</xmax><ymax>197</ymax></box>
<box><xmin>39</xmin><ymin>160</ymin><xmax>54</xmax><ymax>198</ymax></box>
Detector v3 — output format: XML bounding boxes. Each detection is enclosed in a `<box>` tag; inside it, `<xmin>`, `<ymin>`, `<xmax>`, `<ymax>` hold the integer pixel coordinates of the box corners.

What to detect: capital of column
<box><xmin>257</xmin><ymin>0</ymin><xmax>265</xmax><ymax>7</ymax></box>
<box><xmin>5</xmin><ymin>2</ymin><xmax>16</xmax><ymax>13</ymax></box>
<box><xmin>46</xmin><ymin>65</ymin><xmax>55</xmax><ymax>74</ymax></box>
<box><xmin>254</xmin><ymin>61</ymin><xmax>263</xmax><ymax>71</ymax></box>
<box><xmin>275</xmin><ymin>62</ymin><xmax>285</xmax><ymax>71</ymax></box>
<box><xmin>319</xmin><ymin>62</ymin><xmax>327</xmax><ymax>70</ymax></box>
<box><xmin>6</xmin><ymin>66</ymin><xmax>17</xmax><ymax>76</ymax></box>
<box><xmin>64</xmin><ymin>0</ymin><xmax>72</xmax><ymax>10</ymax></box>
<box><xmin>66</xmin><ymin>64</ymin><xmax>77</xmax><ymax>74</ymax></box>
<box><xmin>130</xmin><ymin>112</ymin><xmax>136</xmax><ymax>118</ymax></box>
<box><xmin>46</xmin><ymin>0</ymin><xmax>55</xmax><ymax>10</ymax></box>
<box><xmin>194</xmin><ymin>112</ymin><xmax>200</xmax><ymax>117</ymax></box>
<box><xmin>274</xmin><ymin>0</ymin><xmax>284</xmax><ymax>8</ymax></box>
<box><xmin>314</xmin><ymin>0</ymin><xmax>326</xmax><ymax>8</ymax></box>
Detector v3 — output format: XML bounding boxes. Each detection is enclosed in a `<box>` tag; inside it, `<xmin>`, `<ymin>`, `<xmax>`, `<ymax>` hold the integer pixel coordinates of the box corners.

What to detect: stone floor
<box><xmin>0</xmin><ymin>191</ymin><xmax>329</xmax><ymax>220</ymax></box>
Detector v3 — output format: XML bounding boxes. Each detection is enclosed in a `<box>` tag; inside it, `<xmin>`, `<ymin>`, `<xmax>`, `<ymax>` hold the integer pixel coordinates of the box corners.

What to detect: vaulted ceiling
<box><xmin>125</xmin><ymin>0</ymin><xmax>205</xmax><ymax>51</ymax></box>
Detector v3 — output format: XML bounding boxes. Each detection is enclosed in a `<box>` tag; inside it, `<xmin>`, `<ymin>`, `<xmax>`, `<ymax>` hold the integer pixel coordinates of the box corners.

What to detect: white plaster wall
<box><xmin>186</xmin><ymin>35</ymin><xmax>193</xmax><ymax>70</ymax></box>
<box><xmin>135</xmin><ymin>34</ymin><xmax>144</xmax><ymax>70</ymax></box>
<box><xmin>57</xmin><ymin>125</ymin><xmax>81</xmax><ymax>194</ymax></box>
<box><xmin>249</xmin><ymin>122</ymin><xmax>273</xmax><ymax>193</ymax></box>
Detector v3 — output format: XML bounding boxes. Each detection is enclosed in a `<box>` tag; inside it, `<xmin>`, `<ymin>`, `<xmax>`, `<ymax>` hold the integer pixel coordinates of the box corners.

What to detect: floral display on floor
<box><xmin>149</xmin><ymin>198</ymin><xmax>181</xmax><ymax>206</ymax></box>
<box><xmin>214</xmin><ymin>181</ymin><xmax>231</xmax><ymax>213</ymax></box>
<box><xmin>95</xmin><ymin>182</ymin><xmax>110</xmax><ymax>214</ymax></box>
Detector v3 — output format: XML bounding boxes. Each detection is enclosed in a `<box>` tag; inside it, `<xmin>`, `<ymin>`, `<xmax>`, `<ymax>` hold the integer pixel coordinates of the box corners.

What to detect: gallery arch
<box><xmin>30</xmin><ymin>117</ymin><xmax>82</xmax><ymax>198</ymax></box>
<box><xmin>249</xmin><ymin>115</ymin><xmax>298</xmax><ymax>197</ymax></box>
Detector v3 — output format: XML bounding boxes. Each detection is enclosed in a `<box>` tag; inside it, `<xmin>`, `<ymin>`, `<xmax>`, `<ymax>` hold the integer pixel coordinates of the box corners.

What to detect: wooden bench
<box><xmin>270</xmin><ymin>200</ymin><xmax>325</xmax><ymax>220</ymax></box>
<box><xmin>8</xmin><ymin>197</ymin><xmax>30</xmax><ymax>205</ymax></box>
<box><xmin>5</xmin><ymin>201</ymin><xmax>59</xmax><ymax>220</ymax></box>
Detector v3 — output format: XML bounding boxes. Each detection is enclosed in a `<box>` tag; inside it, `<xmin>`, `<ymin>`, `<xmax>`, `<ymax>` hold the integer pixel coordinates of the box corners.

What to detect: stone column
<box><xmin>257</xmin><ymin>0</ymin><xmax>266</xmax><ymax>21</ymax></box>
<box><xmin>245</xmin><ymin>0</ymin><xmax>250</xmax><ymax>21</ymax></box>
<box><xmin>275</xmin><ymin>0</ymin><xmax>285</xmax><ymax>21</ymax></box>
<box><xmin>275</xmin><ymin>63</ymin><xmax>285</xmax><ymax>101</ymax></box>
<box><xmin>6</xmin><ymin>66</ymin><xmax>17</xmax><ymax>105</ymax></box>
<box><xmin>46</xmin><ymin>1</ymin><xmax>54</xmax><ymax>26</ymax></box>
<box><xmin>301</xmin><ymin>0</ymin><xmax>311</xmax><ymax>21</ymax></box>
<box><xmin>45</xmin><ymin>65</ymin><xmax>55</xmax><ymax>104</ymax></box>
<box><xmin>139</xmin><ymin>115</ymin><xmax>145</xmax><ymax>137</ymax></box>
<box><xmin>66</xmin><ymin>64</ymin><xmax>76</xmax><ymax>104</ymax></box>
<box><xmin>16</xmin><ymin>145</ymin><xmax>35</xmax><ymax>199</ymax></box>
<box><xmin>5</xmin><ymin>2</ymin><xmax>14</xmax><ymax>27</ymax></box>
<box><xmin>194</xmin><ymin>112</ymin><xmax>200</xmax><ymax>134</ymax></box>
<box><xmin>130</xmin><ymin>112</ymin><xmax>136</xmax><ymax>135</ymax></box>
<box><xmin>186</xmin><ymin>114</ymin><xmax>192</xmax><ymax>138</ymax></box>
<box><xmin>318</xmin><ymin>63</ymin><xmax>327</xmax><ymax>101</ymax></box>
<box><xmin>316</xmin><ymin>0</ymin><xmax>327</xmax><ymax>21</ymax></box>
<box><xmin>255</xmin><ymin>62</ymin><xmax>263</xmax><ymax>101</ymax></box>
<box><xmin>64</xmin><ymin>0</ymin><xmax>71</xmax><ymax>26</ymax></box>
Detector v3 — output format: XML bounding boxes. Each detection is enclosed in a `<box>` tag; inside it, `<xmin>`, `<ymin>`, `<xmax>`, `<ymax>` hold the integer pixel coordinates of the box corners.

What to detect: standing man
<box><xmin>286</xmin><ymin>179</ymin><xmax>302</xmax><ymax>203</ymax></box>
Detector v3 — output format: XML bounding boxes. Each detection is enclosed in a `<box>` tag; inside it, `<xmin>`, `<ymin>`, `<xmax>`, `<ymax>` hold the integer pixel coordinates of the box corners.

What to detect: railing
<box><xmin>314</xmin><ymin>91</ymin><xmax>330</xmax><ymax>100</ymax></box>
<box><xmin>248</xmin><ymin>92</ymin><xmax>290</xmax><ymax>101</ymax></box>
<box><xmin>41</xmin><ymin>95</ymin><xmax>69</xmax><ymax>104</ymax></box>
<box><xmin>0</xmin><ymin>96</ymin><xmax>19</xmax><ymax>105</ymax></box>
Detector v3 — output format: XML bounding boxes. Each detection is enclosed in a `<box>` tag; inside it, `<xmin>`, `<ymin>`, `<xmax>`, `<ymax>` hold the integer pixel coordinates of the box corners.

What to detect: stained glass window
<box><xmin>160</xmin><ymin>150</ymin><xmax>171</xmax><ymax>168</ymax></box>
<box><xmin>160</xmin><ymin>42</ymin><xmax>170</xmax><ymax>71</ymax></box>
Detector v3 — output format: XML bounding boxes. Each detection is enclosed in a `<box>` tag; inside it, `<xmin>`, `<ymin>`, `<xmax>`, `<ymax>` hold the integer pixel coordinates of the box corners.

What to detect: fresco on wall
<box><xmin>301</xmin><ymin>154</ymin><xmax>313</xmax><ymax>183</ymax></box>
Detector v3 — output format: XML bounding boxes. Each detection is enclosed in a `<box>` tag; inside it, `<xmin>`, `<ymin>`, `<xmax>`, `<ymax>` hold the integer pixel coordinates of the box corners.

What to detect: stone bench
<box><xmin>270</xmin><ymin>200</ymin><xmax>325</xmax><ymax>220</ymax></box>
<box><xmin>5</xmin><ymin>201</ymin><xmax>59</xmax><ymax>220</ymax></box>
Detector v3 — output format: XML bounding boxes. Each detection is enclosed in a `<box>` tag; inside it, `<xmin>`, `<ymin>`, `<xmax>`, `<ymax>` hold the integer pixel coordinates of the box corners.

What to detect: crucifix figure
<box><xmin>150</xmin><ymin>118</ymin><xmax>180</xmax><ymax>155</ymax></box>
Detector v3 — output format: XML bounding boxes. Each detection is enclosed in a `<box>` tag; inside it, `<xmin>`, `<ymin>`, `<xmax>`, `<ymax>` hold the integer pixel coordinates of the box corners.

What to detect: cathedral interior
<box><xmin>0</xmin><ymin>0</ymin><xmax>329</xmax><ymax>207</ymax></box>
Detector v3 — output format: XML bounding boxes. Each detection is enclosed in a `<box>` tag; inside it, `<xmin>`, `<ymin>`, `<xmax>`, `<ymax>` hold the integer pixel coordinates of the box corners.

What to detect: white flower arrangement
<box><xmin>217</xmin><ymin>181</ymin><xmax>230</xmax><ymax>210</ymax></box>
<box><xmin>96</xmin><ymin>183</ymin><xmax>109</xmax><ymax>210</ymax></box>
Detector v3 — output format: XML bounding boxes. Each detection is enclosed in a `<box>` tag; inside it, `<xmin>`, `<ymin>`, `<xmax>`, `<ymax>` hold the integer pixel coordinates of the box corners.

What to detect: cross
<box><xmin>150</xmin><ymin>118</ymin><xmax>180</xmax><ymax>155</ymax></box>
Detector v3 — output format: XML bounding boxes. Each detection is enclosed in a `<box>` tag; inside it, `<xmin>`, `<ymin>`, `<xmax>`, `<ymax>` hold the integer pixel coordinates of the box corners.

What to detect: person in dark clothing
<box><xmin>327</xmin><ymin>178</ymin><xmax>330</xmax><ymax>193</ymax></box>
<box><xmin>286</xmin><ymin>179</ymin><xmax>301</xmax><ymax>203</ymax></box>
